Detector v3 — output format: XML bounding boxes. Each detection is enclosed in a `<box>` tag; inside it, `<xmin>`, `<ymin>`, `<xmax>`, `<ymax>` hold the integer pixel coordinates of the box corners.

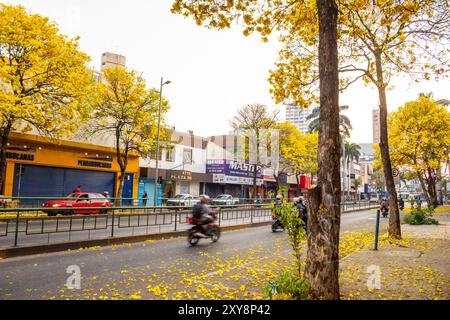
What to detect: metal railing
<box><xmin>0</xmin><ymin>200</ymin><xmax>377</xmax><ymax>248</ymax></box>
<box><xmin>0</xmin><ymin>204</ymin><xmax>273</xmax><ymax>248</ymax></box>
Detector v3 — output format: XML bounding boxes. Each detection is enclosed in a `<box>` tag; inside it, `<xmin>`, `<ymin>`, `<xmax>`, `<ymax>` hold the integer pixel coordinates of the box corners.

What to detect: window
<box><xmin>165</xmin><ymin>146</ymin><xmax>175</xmax><ymax>162</ymax></box>
<box><xmin>183</xmin><ymin>148</ymin><xmax>192</xmax><ymax>164</ymax></box>
<box><xmin>150</xmin><ymin>148</ymin><xmax>162</xmax><ymax>161</ymax></box>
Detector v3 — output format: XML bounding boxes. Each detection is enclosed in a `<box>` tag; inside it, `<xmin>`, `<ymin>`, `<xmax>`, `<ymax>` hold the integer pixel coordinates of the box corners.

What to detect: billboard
<box><xmin>206</xmin><ymin>160</ymin><xmax>263</xmax><ymax>179</ymax></box>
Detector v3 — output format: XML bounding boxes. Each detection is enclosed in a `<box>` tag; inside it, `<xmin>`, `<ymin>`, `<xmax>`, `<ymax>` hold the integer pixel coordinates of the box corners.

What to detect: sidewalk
<box><xmin>339</xmin><ymin>212</ymin><xmax>450</xmax><ymax>300</ymax></box>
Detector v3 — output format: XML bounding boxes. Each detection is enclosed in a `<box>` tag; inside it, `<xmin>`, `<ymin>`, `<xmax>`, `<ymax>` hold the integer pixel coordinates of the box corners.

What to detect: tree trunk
<box><xmin>252</xmin><ymin>164</ymin><xmax>257</xmax><ymax>199</ymax></box>
<box><xmin>305</xmin><ymin>0</ymin><xmax>341</xmax><ymax>300</ymax></box>
<box><xmin>425</xmin><ymin>169</ymin><xmax>438</xmax><ymax>207</ymax></box>
<box><xmin>374</xmin><ymin>52</ymin><xmax>401</xmax><ymax>238</ymax></box>
<box><xmin>116</xmin><ymin>170</ymin><xmax>125</xmax><ymax>206</ymax></box>
<box><xmin>417</xmin><ymin>171</ymin><xmax>431</xmax><ymax>205</ymax></box>
<box><xmin>0</xmin><ymin>121</ymin><xmax>13</xmax><ymax>195</ymax></box>
<box><xmin>274</xmin><ymin>174</ymin><xmax>280</xmax><ymax>196</ymax></box>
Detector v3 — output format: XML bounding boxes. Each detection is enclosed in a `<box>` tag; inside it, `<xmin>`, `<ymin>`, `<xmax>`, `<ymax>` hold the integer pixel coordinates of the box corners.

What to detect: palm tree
<box><xmin>345</xmin><ymin>142</ymin><xmax>361</xmax><ymax>164</ymax></box>
<box><xmin>344</xmin><ymin>142</ymin><xmax>361</xmax><ymax>198</ymax></box>
<box><xmin>307</xmin><ymin>105</ymin><xmax>352</xmax><ymax>139</ymax></box>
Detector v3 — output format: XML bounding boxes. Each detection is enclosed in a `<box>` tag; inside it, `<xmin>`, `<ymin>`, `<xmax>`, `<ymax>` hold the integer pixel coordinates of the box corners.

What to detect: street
<box><xmin>0</xmin><ymin>209</ymin><xmax>385</xmax><ymax>299</ymax></box>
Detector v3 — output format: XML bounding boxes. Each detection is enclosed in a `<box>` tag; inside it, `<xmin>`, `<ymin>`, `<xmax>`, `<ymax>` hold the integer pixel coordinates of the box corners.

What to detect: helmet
<box><xmin>299</xmin><ymin>196</ymin><xmax>304</xmax><ymax>201</ymax></box>
<box><xmin>276</xmin><ymin>194</ymin><xmax>282</xmax><ymax>200</ymax></box>
<box><xmin>199</xmin><ymin>195</ymin><xmax>210</xmax><ymax>203</ymax></box>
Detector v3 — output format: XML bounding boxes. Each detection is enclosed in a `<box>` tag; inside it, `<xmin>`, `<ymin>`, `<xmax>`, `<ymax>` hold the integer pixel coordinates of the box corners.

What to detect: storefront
<box><xmin>287</xmin><ymin>175</ymin><xmax>312</xmax><ymax>199</ymax></box>
<box><xmin>140</xmin><ymin>167</ymin><xmax>211</xmax><ymax>203</ymax></box>
<box><xmin>205</xmin><ymin>159</ymin><xmax>263</xmax><ymax>199</ymax></box>
<box><xmin>4</xmin><ymin>132</ymin><xmax>140</xmax><ymax>202</ymax></box>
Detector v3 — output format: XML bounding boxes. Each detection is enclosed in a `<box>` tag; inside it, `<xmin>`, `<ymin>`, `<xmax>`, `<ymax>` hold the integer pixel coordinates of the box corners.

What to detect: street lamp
<box><xmin>153</xmin><ymin>77</ymin><xmax>171</xmax><ymax>206</ymax></box>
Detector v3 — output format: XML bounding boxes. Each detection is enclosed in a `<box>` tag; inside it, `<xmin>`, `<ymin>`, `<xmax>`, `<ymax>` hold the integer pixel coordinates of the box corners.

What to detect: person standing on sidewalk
<box><xmin>142</xmin><ymin>191</ymin><xmax>148</xmax><ymax>206</ymax></box>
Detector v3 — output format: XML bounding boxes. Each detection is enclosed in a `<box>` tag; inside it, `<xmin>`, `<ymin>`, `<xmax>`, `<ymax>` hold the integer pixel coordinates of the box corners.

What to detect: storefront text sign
<box><xmin>171</xmin><ymin>170</ymin><xmax>192</xmax><ymax>181</ymax></box>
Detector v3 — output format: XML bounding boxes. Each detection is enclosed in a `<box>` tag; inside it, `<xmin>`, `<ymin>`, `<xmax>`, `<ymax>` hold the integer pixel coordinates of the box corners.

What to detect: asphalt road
<box><xmin>0</xmin><ymin>208</ymin><xmax>387</xmax><ymax>300</ymax></box>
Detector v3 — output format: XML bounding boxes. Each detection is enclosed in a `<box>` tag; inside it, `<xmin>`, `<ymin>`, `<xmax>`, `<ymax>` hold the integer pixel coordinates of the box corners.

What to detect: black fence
<box><xmin>0</xmin><ymin>205</ymin><xmax>274</xmax><ymax>248</ymax></box>
<box><xmin>0</xmin><ymin>200</ymin><xmax>377</xmax><ymax>248</ymax></box>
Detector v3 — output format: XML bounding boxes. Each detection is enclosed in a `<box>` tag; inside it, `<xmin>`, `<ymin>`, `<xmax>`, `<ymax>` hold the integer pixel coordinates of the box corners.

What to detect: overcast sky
<box><xmin>6</xmin><ymin>0</ymin><xmax>449</xmax><ymax>143</ymax></box>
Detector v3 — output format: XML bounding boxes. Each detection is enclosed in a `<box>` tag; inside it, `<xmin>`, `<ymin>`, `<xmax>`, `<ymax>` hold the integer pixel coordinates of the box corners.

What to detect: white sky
<box><xmin>6</xmin><ymin>0</ymin><xmax>449</xmax><ymax>143</ymax></box>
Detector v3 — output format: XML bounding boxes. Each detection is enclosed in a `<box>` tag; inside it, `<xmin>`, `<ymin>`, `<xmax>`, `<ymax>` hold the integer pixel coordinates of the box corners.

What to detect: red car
<box><xmin>42</xmin><ymin>192</ymin><xmax>111</xmax><ymax>216</ymax></box>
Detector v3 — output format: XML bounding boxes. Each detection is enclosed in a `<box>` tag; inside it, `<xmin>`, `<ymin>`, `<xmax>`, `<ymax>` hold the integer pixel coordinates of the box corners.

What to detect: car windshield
<box><xmin>66</xmin><ymin>193</ymin><xmax>81</xmax><ymax>199</ymax></box>
<box><xmin>173</xmin><ymin>195</ymin><xmax>186</xmax><ymax>199</ymax></box>
<box><xmin>217</xmin><ymin>195</ymin><xmax>228</xmax><ymax>199</ymax></box>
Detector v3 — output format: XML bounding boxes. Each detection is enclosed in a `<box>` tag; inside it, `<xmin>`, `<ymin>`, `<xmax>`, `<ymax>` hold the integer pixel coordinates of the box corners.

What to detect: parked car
<box><xmin>211</xmin><ymin>194</ymin><xmax>239</xmax><ymax>206</ymax></box>
<box><xmin>42</xmin><ymin>192</ymin><xmax>111</xmax><ymax>216</ymax></box>
<box><xmin>166</xmin><ymin>194</ymin><xmax>200</xmax><ymax>207</ymax></box>
<box><xmin>369</xmin><ymin>193</ymin><xmax>379</xmax><ymax>203</ymax></box>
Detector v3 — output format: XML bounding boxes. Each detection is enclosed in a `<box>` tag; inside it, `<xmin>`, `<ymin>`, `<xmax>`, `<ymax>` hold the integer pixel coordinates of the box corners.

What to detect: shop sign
<box><xmin>171</xmin><ymin>170</ymin><xmax>192</xmax><ymax>181</ymax></box>
<box><xmin>206</xmin><ymin>159</ymin><xmax>262</xmax><ymax>179</ymax></box>
<box><xmin>6</xmin><ymin>152</ymin><xmax>34</xmax><ymax>161</ymax></box>
<box><xmin>77</xmin><ymin>160</ymin><xmax>112</xmax><ymax>169</ymax></box>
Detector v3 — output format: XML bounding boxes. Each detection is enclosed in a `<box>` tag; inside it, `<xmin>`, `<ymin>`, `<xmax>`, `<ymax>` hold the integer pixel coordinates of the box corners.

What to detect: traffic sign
<box><xmin>392</xmin><ymin>168</ymin><xmax>399</xmax><ymax>177</ymax></box>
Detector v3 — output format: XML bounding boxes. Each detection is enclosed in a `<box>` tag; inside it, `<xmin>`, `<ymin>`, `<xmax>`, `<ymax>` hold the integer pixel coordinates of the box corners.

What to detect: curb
<box><xmin>0</xmin><ymin>221</ymin><xmax>272</xmax><ymax>259</ymax></box>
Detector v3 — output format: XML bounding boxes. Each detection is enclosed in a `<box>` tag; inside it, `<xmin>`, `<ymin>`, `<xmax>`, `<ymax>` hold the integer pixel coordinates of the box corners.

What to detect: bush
<box><xmin>403</xmin><ymin>206</ymin><xmax>439</xmax><ymax>225</ymax></box>
<box><xmin>264</xmin><ymin>272</ymin><xmax>311</xmax><ymax>300</ymax></box>
<box><xmin>266</xmin><ymin>202</ymin><xmax>310</xmax><ymax>299</ymax></box>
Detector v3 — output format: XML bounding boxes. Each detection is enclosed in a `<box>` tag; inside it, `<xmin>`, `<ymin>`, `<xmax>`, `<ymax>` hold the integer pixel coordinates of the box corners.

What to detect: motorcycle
<box><xmin>271</xmin><ymin>215</ymin><xmax>284</xmax><ymax>232</ymax></box>
<box><xmin>381</xmin><ymin>206</ymin><xmax>389</xmax><ymax>218</ymax></box>
<box><xmin>399</xmin><ymin>203</ymin><xmax>405</xmax><ymax>211</ymax></box>
<box><xmin>187</xmin><ymin>211</ymin><xmax>221</xmax><ymax>246</ymax></box>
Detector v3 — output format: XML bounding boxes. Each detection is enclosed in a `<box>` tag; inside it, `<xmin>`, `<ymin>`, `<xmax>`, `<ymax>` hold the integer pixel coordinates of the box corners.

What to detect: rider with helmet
<box><xmin>380</xmin><ymin>197</ymin><xmax>389</xmax><ymax>216</ymax></box>
<box><xmin>192</xmin><ymin>195</ymin><xmax>214</xmax><ymax>234</ymax></box>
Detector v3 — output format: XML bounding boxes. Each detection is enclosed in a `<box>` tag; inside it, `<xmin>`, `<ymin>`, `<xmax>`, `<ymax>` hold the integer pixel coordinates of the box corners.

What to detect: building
<box><xmin>2</xmin><ymin>52</ymin><xmax>143</xmax><ymax>203</ymax></box>
<box><xmin>285</xmin><ymin>104</ymin><xmax>314</xmax><ymax>134</ymax></box>
<box><xmin>4</xmin><ymin>132</ymin><xmax>140</xmax><ymax>204</ymax></box>
<box><xmin>372</xmin><ymin>109</ymin><xmax>381</xmax><ymax>144</ymax></box>
<box><xmin>101</xmin><ymin>52</ymin><xmax>126</xmax><ymax>71</ymax></box>
<box><xmin>139</xmin><ymin>130</ymin><xmax>211</xmax><ymax>205</ymax></box>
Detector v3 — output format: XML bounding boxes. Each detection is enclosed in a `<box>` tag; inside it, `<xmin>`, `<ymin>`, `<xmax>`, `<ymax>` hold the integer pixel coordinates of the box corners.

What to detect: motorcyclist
<box><xmin>398</xmin><ymin>197</ymin><xmax>405</xmax><ymax>211</ymax></box>
<box><xmin>380</xmin><ymin>197</ymin><xmax>389</xmax><ymax>215</ymax></box>
<box><xmin>273</xmin><ymin>194</ymin><xmax>283</xmax><ymax>214</ymax></box>
<box><xmin>192</xmin><ymin>195</ymin><xmax>214</xmax><ymax>235</ymax></box>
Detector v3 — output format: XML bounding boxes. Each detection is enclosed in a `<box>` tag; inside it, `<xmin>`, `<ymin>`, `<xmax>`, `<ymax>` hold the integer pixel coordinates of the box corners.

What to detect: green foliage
<box><xmin>265</xmin><ymin>271</ymin><xmax>311</xmax><ymax>300</ymax></box>
<box><xmin>267</xmin><ymin>202</ymin><xmax>309</xmax><ymax>299</ymax></box>
<box><xmin>403</xmin><ymin>207</ymin><xmax>439</xmax><ymax>225</ymax></box>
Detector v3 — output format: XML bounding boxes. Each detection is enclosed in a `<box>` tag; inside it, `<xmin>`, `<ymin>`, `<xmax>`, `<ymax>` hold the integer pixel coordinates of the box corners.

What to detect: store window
<box><xmin>165</xmin><ymin>146</ymin><xmax>175</xmax><ymax>162</ymax></box>
<box><xmin>183</xmin><ymin>148</ymin><xmax>192</xmax><ymax>164</ymax></box>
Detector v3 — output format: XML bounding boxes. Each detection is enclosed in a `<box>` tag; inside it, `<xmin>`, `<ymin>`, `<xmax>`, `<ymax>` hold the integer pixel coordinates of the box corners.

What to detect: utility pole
<box><xmin>153</xmin><ymin>77</ymin><xmax>171</xmax><ymax>206</ymax></box>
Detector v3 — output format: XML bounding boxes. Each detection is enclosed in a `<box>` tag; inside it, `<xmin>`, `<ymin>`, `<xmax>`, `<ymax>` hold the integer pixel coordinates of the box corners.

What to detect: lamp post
<box><xmin>153</xmin><ymin>77</ymin><xmax>171</xmax><ymax>206</ymax></box>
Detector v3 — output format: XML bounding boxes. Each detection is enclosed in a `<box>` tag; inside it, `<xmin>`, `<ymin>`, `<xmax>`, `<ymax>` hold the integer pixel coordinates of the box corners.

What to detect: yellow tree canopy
<box><xmin>90</xmin><ymin>66</ymin><xmax>171</xmax><ymax>165</ymax></box>
<box><xmin>276</xmin><ymin>120</ymin><xmax>318</xmax><ymax>176</ymax></box>
<box><xmin>388</xmin><ymin>96</ymin><xmax>450</xmax><ymax>174</ymax></box>
<box><xmin>0</xmin><ymin>4</ymin><xmax>93</xmax><ymax>137</ymax></box>
<box><xmin>276</xmin><ymin>121</ymin><xmax>306</xmax><ymax>174</ymax></box>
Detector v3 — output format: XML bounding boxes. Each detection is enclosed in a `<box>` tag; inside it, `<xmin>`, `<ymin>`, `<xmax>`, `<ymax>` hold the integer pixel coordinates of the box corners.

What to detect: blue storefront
<box><xmin>137</xmin><ymin>178</ymin><xmax>162</xmax><ymax>206</ymax></box>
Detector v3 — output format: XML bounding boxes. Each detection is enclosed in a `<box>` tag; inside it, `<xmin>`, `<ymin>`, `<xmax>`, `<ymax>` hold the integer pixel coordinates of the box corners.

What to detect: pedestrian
<box><xmin>73</xmin><ymin>185</ymin><xmax>81</xmax><ymax>193</ymax></box>
<box><xmin>142</xmin><ymin>191</ymin><xmax>148</xmax><ymax>206</ymax></box>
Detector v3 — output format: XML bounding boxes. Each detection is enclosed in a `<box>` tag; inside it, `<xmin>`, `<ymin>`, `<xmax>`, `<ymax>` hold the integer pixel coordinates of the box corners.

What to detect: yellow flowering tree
<box><xmin>270</xmin><ymin>0</ymin><xmax>449</xmax><ymax>238</ymax></box>
<box><xmin>388</xmin><ymin>97</ymin><xmax>450</xmax><ymax>207</ymax></box>
<box><xmin>0</xmin><ymin>4</ymin><xmax>93</xmax><ymax>194</ymax></box>
<box><xmin>88</xmin><ymin>67</ymin><xmax>171</xmax><ymax>203</ymax></box>
<box><xmin>172</xmin><ymin>0</ymin><xmax>341</xmax><ymax>299</ymax></box>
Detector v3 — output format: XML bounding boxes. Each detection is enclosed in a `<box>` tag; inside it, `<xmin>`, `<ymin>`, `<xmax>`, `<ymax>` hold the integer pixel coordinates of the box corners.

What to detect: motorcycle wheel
<box><xmin>188</xmin><ymin>229</ymin><xmax>200</xmax><ymax>246</ymax></box>
<box><xmin>211</xmin><ymin>227</ymin><xmax>221</xmax><ymax>242</ymax></box>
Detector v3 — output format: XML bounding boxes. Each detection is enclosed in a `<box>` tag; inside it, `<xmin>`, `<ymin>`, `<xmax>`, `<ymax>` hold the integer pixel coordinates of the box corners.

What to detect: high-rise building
<box><xmin>285</xmin><ymin>104</ymin><xmax>314</xmax><ymax>134</ymax></box>
<box><xmin>372</xmin><ymin>108</ymin><xmax>380</xmax><ymax>144</ymax></box>
<box><xmin>101</xmin><ymin>52</ymin><xmax>126</xmax><ymax>71</ymax></box>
